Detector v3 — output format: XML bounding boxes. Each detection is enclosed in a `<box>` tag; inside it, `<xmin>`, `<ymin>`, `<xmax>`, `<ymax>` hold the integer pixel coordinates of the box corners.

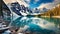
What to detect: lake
<box><xmin>8</xmin><ymin>16</ymin><xmax>60</xmax><ymax>34</ymax></box>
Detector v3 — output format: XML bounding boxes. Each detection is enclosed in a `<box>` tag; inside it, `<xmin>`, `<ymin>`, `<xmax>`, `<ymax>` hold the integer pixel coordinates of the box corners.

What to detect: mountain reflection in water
<box><xmin>9</xmin><ymin>16</ymin><xmax>60</xmax><ymax>34</ymax></box>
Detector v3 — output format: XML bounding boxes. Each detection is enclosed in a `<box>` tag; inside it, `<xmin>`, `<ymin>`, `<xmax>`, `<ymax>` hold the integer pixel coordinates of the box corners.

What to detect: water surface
<box><xmin>9</xmin><ymin>16</ymin><xmax>60</xmax><ymax>34</ymax></box>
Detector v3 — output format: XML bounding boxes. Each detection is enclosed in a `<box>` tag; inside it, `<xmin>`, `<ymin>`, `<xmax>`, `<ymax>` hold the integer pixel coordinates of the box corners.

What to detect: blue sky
<box><xmin>24</xmin><ymin>0</ymin><xmax>54</xmax><ymax>8</ymax></box>
<box><xmin>4</xmin><ymin>0</ymin><xmax>60</xmax><ymax>9</ymax></box>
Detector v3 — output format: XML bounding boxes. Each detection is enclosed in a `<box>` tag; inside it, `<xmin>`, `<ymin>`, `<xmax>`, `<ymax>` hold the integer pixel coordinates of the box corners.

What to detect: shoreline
<box><xmin>41</xmin><ymin>16</ymin><xmax>60</xmax><ymax>18</ymax></box>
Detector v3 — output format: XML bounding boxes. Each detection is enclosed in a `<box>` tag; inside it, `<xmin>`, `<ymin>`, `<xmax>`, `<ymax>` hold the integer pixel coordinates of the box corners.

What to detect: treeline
<box><xmin>40</xmin><ymin>4</ymin><xmax>60</xmax><ymax>16</ymax></box>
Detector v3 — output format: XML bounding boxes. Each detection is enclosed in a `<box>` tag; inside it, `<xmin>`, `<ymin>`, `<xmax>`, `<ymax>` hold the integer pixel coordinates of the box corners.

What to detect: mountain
<box><xmin>40</xmin><ymin>4</ymin><xmax>60</xmax><ymax>16</ymax></box>
<box><xmin>42</xmin><ymin>8</ymin><xmax>48</xmax><ymax>12</ymax></box>
<box><xmin>0</xmin><ymin>0</ymin><xmax>2</xmax><ymax>16</ymax></box>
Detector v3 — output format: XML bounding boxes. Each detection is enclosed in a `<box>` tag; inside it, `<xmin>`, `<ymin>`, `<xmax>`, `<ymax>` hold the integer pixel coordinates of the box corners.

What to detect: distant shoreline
<box><xmin>41</xmin><ymin>16</ymin><xmax>60</xmax><ymax>18</ymax></box>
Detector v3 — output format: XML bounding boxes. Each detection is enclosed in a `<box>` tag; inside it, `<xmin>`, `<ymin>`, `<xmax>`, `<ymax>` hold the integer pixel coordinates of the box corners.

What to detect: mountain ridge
<box><xmin>39</xmin><ymin>4</ymin><xmax>60</xmax><ymax>16</ymax></box>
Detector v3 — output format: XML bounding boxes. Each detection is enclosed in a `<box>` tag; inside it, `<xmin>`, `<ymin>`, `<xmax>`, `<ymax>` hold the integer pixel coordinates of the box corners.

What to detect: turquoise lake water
<box><xmin>8</xmin><ymin>16</ymin><xmax>60</xmax><ymax>34</ymax></box>
<box><xmin>4</xmin><ymin>16</ymin><xmax>60</xmax><ymax>34</ymax></box>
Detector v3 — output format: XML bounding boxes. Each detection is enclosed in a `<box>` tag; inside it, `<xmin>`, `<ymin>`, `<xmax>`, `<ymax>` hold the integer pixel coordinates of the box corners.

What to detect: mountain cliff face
<box><xmin>40</xmin><ymin>4</ymin><xmax>60</xmax><ymax>16</ymax></box>
<box><xmin>0</xmin><ymin>0</ymin><xmax>3</xmax><ymax>16</ymax></box>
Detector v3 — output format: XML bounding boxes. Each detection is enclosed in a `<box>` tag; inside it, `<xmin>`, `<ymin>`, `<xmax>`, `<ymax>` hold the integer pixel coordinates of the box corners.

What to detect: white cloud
<box><xmin>34</xmin><ymin>0</ymin><xmax>39</xmax><ymax>4</ymax></box>
<box><xmin>35</xmin><ymin>0</ymin><xmax>39</xmax><ymax>2</ymax></box>
<box><xmin>37</xmin><ymin>0</ymin><xmax>60</xmax><ymax>9</ymax></box>
<box><xmin>38</xmin><ymin>3</ymin><xmax>55</xmax><ymax>9</ymax></box>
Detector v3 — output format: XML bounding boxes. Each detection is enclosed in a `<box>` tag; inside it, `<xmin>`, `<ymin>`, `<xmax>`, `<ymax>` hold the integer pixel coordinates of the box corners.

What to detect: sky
<box><xmin>24</xmin><ymin>0</ymin><xmax>60</xmax><ymax>9</ymax></box>
<box><xmin>3</xmin><ymin>0</ymin><xmax>60</xmax><ymax>9</ymax></box>
<box><xmin>24</xmin><ymin>0</ymin><xmax>54</xmax><ymax>8</ymax></box>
